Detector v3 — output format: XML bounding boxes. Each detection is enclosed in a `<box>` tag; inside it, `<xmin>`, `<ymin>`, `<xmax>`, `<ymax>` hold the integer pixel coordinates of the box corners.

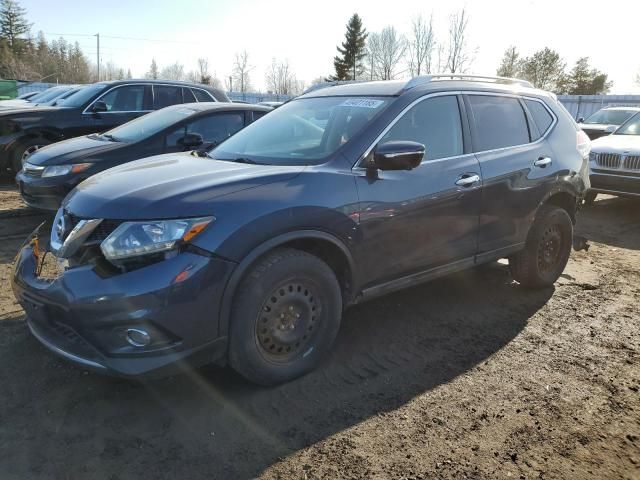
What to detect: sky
<box><xmin>19</xmin><ymin>0</ymin><xmax>640</xmax><ymax>93</ymax></box>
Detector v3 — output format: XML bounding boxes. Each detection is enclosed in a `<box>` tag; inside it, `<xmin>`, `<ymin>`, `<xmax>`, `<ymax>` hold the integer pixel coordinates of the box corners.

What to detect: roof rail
<box><xmin>404</xmin><ymin>74</ymin><xmax>533</xmax><ymax>90</ymax></box>
<box><xmin>300</xmin><ymin>80</ymin><xmax>364</xmax><ymax>95</ymax></box>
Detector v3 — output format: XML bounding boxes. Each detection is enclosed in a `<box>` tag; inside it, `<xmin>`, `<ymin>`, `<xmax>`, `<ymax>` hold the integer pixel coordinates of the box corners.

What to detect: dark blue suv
<box><xmin>11</xmin><ymin>75</ymin><xmax>591</xmax><ymax>385</ymax></box>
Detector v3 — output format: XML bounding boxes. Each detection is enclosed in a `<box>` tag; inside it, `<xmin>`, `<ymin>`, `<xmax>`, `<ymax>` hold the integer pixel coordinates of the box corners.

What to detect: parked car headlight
<box><xmin>100</xmin><ymin>217</ymin><xmax>213</xmax><ymax>261</ymax></box>
<box><xmin>42</xmin><ymin>163</ymin><xmax>93</xmax><ymax>177</ymax></box>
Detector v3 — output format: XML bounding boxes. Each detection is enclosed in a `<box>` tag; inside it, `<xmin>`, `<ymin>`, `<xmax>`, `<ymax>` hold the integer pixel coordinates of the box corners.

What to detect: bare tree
<box><xmin>367</xmin><ymin>26</ymin><xmax>407</xmax><ymax>80</ymax></box>
<box><xmin>265</xmin><ymin>58</ymin><xmax>303</xmax><ymax>95</ymax></box>
<box><xmin>232</xmin><ymin>50</ymin><xmax>252</xmax><ymax>93</ymax></box>
<box><xmin>160</xmin><ymin>62</ymin><xmax>185</xmax><ymax>81</ymax></box>
<box><xmin>407</xmin><ymin>14</ymin><xmax>435</xmax><ymax>77</ymax></box>
<box><xmin>445</xmin><ymin>8</ymin><xmax>475</xmax><ymax>73</ymax></box>
<box><xmin>197</xmin><ymin>57</ymin><xmax>211</xmax><ymax>84</ymax></box>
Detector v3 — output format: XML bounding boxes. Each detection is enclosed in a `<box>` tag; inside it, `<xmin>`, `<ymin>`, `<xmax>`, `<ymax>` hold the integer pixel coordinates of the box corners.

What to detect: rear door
<box><xmin>465</xmin><ymin>93</ymin><xmax>557</xmax><ymax>257</ymax></box>
<box><xmin>354</xmin><ymin>94</ymin><xmax>482</xmax><ymax>287</ymax></box>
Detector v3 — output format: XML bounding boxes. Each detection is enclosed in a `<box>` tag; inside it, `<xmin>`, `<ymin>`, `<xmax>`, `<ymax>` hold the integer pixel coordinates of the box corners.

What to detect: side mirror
<box><xmin>178</xmin><ymin>132</ymin><xmax>204</xmax><ymax>149</ymax></box>
<box><xmin>577</xmin><ymin>117</ymin><xmax>584</xmax><ymax>123</ymax></box>
<box><xmin>372</xmin><ymin>141</ymin><xmax>425</xmax><ymax>171</ymax></box>
<box><xmin>92</xmin><ymin>100</ymin><xmax>108</xmax><ymax>113</ymax></box>
<box><xmin>604</xmin><ymin>125</ymin><xmax>617</xmax><ymax>134</ymax></box>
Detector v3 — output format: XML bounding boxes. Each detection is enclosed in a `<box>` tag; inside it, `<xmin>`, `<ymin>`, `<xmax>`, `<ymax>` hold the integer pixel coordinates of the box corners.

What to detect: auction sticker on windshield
<box><xmin>339</xmin><ymin>99</ymin><xmax>385</xmax><ymax>109</ymax></box>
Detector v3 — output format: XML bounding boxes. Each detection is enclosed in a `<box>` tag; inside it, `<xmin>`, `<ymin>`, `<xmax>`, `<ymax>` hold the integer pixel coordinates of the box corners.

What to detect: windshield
<box><xmin>210</xmin><ymin>96</ymin><xmax>392</xmax><ymax>165</ymax></box>
<box><xmin>100</xmin><ymin>105</ymin><xmax>196</xmax><ymax>142</ymax></box>
<box><xmin>584</xmin><ymin>109</ymin><xmax>636</xmax><ymax>125</ymax></box>
<box><xmin>29</xmin><ymin>87</ymin><xmax>70</xmax><ymax>103</ymax></box>
<box><xmin>60</xmin><ymin>83</ymin><xmax>105</xmax><ymax>108</ymax></box>
<box><xmin>614</xmin><ymin>113</ymin><xmax>640</xmax><ymax>136</ymax></box>
<box><xmin>49</xmin><ymin>87</ymin><xmax>84</xmax><ymax>106</ymax></box>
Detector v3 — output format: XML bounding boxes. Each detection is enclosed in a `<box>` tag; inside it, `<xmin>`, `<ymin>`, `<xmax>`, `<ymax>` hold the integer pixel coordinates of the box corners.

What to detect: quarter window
<box><xmin>524</xmin><ymin>99</ymin><xmax>554</xmax><ymax>139</ymax></box>
<box><xmin>380</xmin><ymin>95</ymin><xmax>463</xmax><ymax>160</ymax></box>
<box><xmin>98</xmin><ymin>85</ymin><xmax>146</xmax><ymax>112</ymax></box>
<box><xmin>192</xmin><ymin>88</ymin><xmax>214</xmax><ymax>102</ymax></box>
<box><xmin>154</xmin><ymin>85</ymin><xmax>182</xmax><ymax>109</ymax></box>
<box><xmin>468</xmin><ymin>95</ymin><xmax>530</xmax><ymax>151</ymax></box>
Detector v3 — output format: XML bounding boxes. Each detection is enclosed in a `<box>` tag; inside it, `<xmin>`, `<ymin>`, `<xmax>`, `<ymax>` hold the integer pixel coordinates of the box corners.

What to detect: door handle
<box><xmin>534</xmin><ymin>157</ymin><xmax>552</xmax><ymax>168</ymax></box>
<box><xmin>455</xmin><ymin>174</ymin><xmax>480</xmax><ymax>187</ymax></box>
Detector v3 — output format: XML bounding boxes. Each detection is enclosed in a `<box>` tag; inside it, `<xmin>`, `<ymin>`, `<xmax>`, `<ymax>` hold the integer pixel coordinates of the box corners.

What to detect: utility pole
<box><xmin>95</xmin><ymin>33</ymin><xmax>100</xmax><ymax>81</ymax></box>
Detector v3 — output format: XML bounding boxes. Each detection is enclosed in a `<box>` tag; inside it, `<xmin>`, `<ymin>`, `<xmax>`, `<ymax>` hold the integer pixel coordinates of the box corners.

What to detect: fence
<box><xmin>557</xmin><ymin>95</ymin><xmax>640</xmax><ymax>121</ymax></box>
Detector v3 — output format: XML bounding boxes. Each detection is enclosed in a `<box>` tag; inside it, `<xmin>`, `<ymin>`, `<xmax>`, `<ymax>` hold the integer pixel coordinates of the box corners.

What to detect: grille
<box><xmin>596</xmin><ymin>153</ymin><xmax>621</xmax><ymax>169</ymax></box>
<box><xmin>623</xmin><ymin>155</ymin><xmax>640</xmax><ymax>171</ymax></box>
<box><xmin>61</xmin><ymin>210</ymin><xmax>120</xmax><ymax>245</ymax></box>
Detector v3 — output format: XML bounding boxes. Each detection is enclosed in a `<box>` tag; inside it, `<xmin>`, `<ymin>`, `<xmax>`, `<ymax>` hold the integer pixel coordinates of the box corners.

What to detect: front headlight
<box><xmin>42</xmin><ymin>163</ymin><xmax>93</xmax><ymax>177</ymax></box>
<box><xmin>100</xmin><ymin>217</ymin><xmax>213</xmax><ymax>261</ymax></box>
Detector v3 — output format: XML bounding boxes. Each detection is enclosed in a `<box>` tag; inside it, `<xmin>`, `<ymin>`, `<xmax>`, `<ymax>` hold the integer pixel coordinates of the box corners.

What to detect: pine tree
<box><xmin>565</xmin><ymin>57</ymin><xmax>612</xmax><ymax>95</ymax></box>
<box><xmin>0</xmin><ymin>0</ymin><xmax>31</xmax><ymax>53</ymax></box>
<box><xmin>332</xmin><ymin>13</ymin><xmax>367</xmax><ymax>80</ymax></box>
<box><xmin>496</xmin><ymin>46</ymin><xmax>521</xmax><ymax>78</ymax></box>
<box><xmin>147</xmin><ymin>58</ymin><xmax>159</xmax><ymax>79</ymax></box>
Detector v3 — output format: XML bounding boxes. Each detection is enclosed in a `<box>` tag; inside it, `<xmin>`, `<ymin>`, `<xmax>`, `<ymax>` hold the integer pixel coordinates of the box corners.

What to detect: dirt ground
<box><xmin>0</xmin><ymin>184</ymin><xmax>638</xmax><ymax>480</ymax></box>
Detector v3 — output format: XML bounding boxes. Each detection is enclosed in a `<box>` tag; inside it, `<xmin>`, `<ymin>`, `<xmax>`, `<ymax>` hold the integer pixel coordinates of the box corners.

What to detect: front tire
<box><xmin>509</xmin><ymin>205</ymin><xmax>573</xmax><ymax>289</ymax></box>
<box><xmin>11</xmin><ymin>138</ymin><xmax>50</xmax><ymax>173</ymax></box>
<box><xmin>228</xmin><ymin>248</ymin><xmax>342</xmax><ymax>386</ymax></box>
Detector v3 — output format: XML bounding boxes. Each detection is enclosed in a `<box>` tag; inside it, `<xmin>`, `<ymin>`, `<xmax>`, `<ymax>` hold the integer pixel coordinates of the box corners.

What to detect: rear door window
<box><xmin>154</xmin><ymin>85</ymin><xmax>182</xmax><ymax>109</ymax></box>
<box><xmin>183</xmin><ymin>87</ymin><xmax>197</xmax><ymax>103</ymax></box>
<box><xmin>467</xmin><ymin>95</ymin><xmax>530</xmax><ymax>151</ymax></box>
<box><xmin>380</xmin><ymin>95</ymin><xmax>464</xmax><ymax>160</ymax></box>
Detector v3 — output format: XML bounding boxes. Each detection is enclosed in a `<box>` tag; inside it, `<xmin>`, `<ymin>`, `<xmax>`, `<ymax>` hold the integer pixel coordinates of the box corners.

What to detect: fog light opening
<box><xmin>126</xmin><ymin>328</ymin><xmax>151</xmax><ymax>347</ymax></box>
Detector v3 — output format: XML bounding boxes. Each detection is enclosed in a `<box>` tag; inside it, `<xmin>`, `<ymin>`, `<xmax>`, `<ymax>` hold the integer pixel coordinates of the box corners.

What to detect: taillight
<box><xmin>576</xmin><ymin>130</ymin><xmax>591</xmax><ymax>158</ymax></box>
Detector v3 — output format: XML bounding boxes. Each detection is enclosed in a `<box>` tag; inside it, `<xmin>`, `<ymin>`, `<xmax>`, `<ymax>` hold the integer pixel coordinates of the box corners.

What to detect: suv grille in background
<box><xmin>596</xmin><ymin>153</ymin><xmax>621</xmax><ymax>169</ymax></box>
<box><xmin>623</xmin><ymin>155</ymin><xmax>640</xmax><ymax>171</ymax></box>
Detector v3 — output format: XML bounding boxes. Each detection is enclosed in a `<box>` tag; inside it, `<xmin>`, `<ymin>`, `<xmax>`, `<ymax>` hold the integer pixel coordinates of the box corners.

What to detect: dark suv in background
<box><xmin>12</xmin><ymin>75</ymin><xmax>590</xmax><ymax>386</ymax></box>
<box><xmin>0</xmin><ymin>79</ymin><xmax>229</xmax><ymax>172</ymax></box>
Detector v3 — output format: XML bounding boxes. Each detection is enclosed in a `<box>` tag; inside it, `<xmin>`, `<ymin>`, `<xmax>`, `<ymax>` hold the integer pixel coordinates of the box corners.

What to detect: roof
<box><xmin>93</xmin><ymin>79</ymin><xmax>229</xmax><ymax>101</ymax></box>
<box><xmin>300</xmin><ymin>75</ymin><xmax>550</xmax><ymax>99</ymax></box>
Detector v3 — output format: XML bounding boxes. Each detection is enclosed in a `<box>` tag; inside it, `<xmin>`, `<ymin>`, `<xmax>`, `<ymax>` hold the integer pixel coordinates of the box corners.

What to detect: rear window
<box><xmin>154</xmin><ymin>85</ymin><xmax>182</xmax><ymax>109</ymax></box>
<box><xmin>468</xmin><ymin>95</ymin><xmax>529</xmax><ymax>151</ymax></box>
<box><xmin>524</xmin><ymin>99</ymin><xmax>554</xmax><ymax>139</ymax></box>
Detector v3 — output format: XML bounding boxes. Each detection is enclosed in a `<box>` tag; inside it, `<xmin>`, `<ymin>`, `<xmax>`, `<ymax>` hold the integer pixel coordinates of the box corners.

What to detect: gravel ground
<box><xmin>0</xmin><ymin>185</ymin><xmax>638</xmax><ymax>480</ymax></box>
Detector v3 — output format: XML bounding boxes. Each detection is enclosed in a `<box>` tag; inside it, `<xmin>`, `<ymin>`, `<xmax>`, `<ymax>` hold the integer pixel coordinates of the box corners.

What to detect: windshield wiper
<box><xmin>209</xmin><ymin>156</ymin><xmax>266</xmax><ymax>165</ymax></box>
<box><xmin>101</xmin><ymin>133</ymin><xmax>119</xmax><ymax>142</ymax></box>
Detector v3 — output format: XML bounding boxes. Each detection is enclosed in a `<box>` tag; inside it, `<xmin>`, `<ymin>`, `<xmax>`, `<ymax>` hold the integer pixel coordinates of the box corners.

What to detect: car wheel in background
<box><xmin>12</xmin><ymin>138</ymin><xmax>50</xmax><ymax>173</ymax></box>
<box><xmin>229</xmin><ymin>248</ymin><xmax>342</xmax><ymax>386</ymax></box>
<box><xmin>509</xmin><ymin>205</ymin><xmax>573</xmax><ymax>289</ymax></box>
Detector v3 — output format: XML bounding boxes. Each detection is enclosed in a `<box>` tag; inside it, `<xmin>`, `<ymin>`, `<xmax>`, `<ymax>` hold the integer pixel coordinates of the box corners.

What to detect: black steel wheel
<box><xmin>229</xmin><ymin>248</ymin><xmax>342</xmax><ymax>386</ymax></box>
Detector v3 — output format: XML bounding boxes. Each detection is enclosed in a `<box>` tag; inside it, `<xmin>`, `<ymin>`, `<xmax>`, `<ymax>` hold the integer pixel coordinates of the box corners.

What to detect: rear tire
<box><xmin>509</xmin><ymin>205</ymin><xmax>573</xmax><ymax>289</ymax></box>
<box><xmin>228</xmin><ymin>248</ymin><xmax>342</xmax><ymax>386</ymax></box>
<box><xmin>11</xmin><ymin>138</ymin><xmax>50</xmax><ymax>173</ymax></box>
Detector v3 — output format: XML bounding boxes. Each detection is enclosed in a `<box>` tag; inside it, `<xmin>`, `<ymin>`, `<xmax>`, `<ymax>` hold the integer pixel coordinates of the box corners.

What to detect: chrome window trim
<box><xmin>353</xmin><ymin>90</ymin><xmax>558</xmax><ymax>170</ymax></box>
<box><xmin>82</xmin><ymin>82</ymin><xmax>151</xmax><ymax>115</ymax></box>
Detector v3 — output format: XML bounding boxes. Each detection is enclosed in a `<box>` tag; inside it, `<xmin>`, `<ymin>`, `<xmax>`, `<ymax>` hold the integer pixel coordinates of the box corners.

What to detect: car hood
<box><xmin>64</xmin><ymin>153</ymin><xmax>305</xmax><ymax>220</ymax></box>
<box><xmin>0</xmin><ymin>105</ymin><xmax>65</xmax><ymax>121</ymax></box>
<box><xmin>591</xmin><ymin>134</ymin><xmax>640</xmax><ymax>154</ymax></box>
<box><xmin>27</xmin><ymin>135</ymin><xmax>126</xmax><ymax>165</ymax></box>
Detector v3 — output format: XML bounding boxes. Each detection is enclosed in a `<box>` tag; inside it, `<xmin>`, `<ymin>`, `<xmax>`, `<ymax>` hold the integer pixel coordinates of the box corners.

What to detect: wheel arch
<box><xmin>538</xmin><ymin>188</ymin><xmax>579</xmax><ymax>224</ymax></box>
<box><xmin>217</xmin><ymin>230</ymin><xmax>356</xmax><ymax>339</ymax></box>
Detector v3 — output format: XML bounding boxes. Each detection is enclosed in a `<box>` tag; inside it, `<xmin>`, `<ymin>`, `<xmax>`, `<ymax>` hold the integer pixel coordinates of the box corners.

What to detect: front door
<box><xmin>354</xmin><ymin>94</ymin><xmax>482</xmax><ymax>288</ymax></box>
<box><xmin>83</xmin><ymin>84</ymin><xmax>151</xmax><ymax>134</ymax></box>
